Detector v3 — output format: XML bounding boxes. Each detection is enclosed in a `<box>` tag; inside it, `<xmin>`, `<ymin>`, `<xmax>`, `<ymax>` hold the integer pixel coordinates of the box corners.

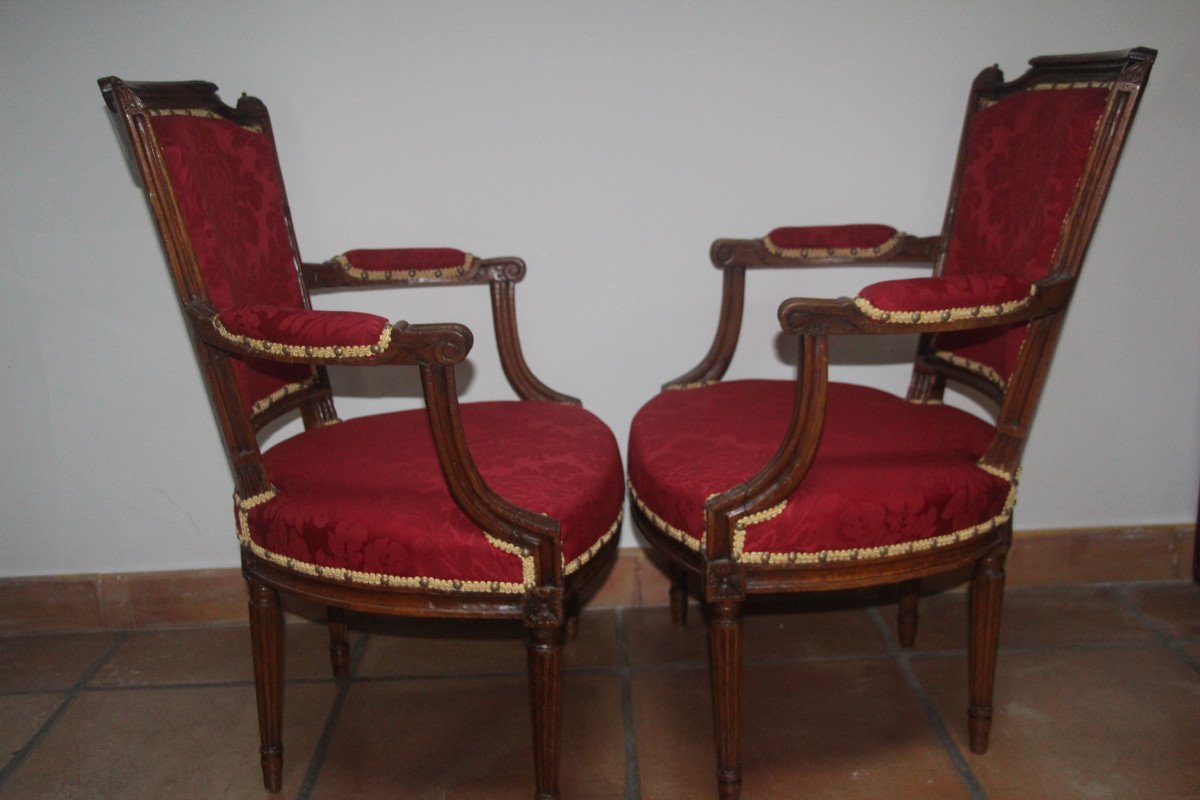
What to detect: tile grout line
<box><xmin>615</xmin><ymin>608</ymin><xmax>642</xmax><ymax>800</ymax></box>
<box><xmin>866</xmin><ymin>607</ymin><xmax>989</xmax><ymax>800</ymax></box>
<box><xmin>1113</xmin><ymin>585</ymin><xmax>1200</xmax><ymax>675</ymax></box>
<box><xmin>294</xmin><ymin>630</ymin><xmax>371</xmax><ymax>800</ymax></box>
<box><xmin>0</xmin><ymin>631</ymin><xmax>130</xmax><ymax>790</ymax></box>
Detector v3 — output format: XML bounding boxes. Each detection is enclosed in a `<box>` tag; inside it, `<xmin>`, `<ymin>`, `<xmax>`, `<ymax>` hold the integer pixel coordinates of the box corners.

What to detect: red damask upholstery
<box><xmin>629</xmin><ymin>381</ymin><xmax>1013</xmax><ymax>561</ymax></box>
<box><xmin>152</xmin><ymin>113</ymin><xmax>312</xmax><ymax>413</ymax></box>
<box><xmin>934</xmin><ymin>87</ymin><xmax>1109</xmax><ymax>384</ymax></box>
<box><xmin>334</xmin><ymin>248</ymin><xmax>474</xmax><ymax>277</ymax></box>
<box><xmin>765</xmin><ymin>224</ymin><xmax>900</xmax><ymax>255</ymax></box>
<box><xmin>216</xmin><ymin>305</ymin><xmax>392</xmax><ymax>351</ymax></box>
<box><xmin>857</xmin><ymin>273</ymin><xmax>1032</xmax><ymax>316</ymax></box>
<box><xmin>246</xmin><ymin>402</ymin><xmax>624</xmax><ymax>590</ymax></box>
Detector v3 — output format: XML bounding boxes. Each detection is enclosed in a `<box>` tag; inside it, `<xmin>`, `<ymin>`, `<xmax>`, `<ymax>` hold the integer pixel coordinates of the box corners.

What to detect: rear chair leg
<box><xmin>897</xmin><ymin>580</ymin><xmax>920</xmax><ymax>648</ymax></box>
<box><xmin>327</xmin><ymin>606</ymin><xmax>350</xmax><ymax>679</ymax></box>
<box><xmin>669</xmin><ymin>564</ymin><xmax>689</xmax><ymax>627</ymax></box>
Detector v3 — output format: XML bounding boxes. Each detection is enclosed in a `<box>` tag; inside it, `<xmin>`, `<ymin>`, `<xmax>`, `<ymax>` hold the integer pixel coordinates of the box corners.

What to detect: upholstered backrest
<box><xmin>932</xmin><ymin>84</ymin><xmax>1110</xmax><ymax>387</ymax></box>
<box><xmin>147</xmin><ymin>110</ymin><xmax>315</xmax><ymax>417</ymax></box>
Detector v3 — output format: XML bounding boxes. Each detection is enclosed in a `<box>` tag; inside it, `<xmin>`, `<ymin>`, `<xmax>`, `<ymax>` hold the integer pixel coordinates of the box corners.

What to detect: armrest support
<box><xmin>301</xmin><ymin>249</ymin><xmax>577</xmax><ymax>403</ymax></box>
<box><xmin>666</xmin><ymin>226</ymin><xmax>938</xmax><ymax>390</ymax></box>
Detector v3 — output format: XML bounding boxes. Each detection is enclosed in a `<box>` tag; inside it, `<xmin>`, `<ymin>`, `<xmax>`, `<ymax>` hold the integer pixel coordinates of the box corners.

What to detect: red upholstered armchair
<box><xmin>98</xmin><ymin>78</ymin><xmax>623</xmax><ymax>799</ymax></box>
<box><xmin>627</xmin><ymin>48</ymin><xmax>1154</xmax><ymax>799</ymax></box>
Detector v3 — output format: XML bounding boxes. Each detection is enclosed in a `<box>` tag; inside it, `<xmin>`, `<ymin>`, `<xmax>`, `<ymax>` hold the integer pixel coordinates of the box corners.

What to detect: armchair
<box><xmin>627</xmin><ymin>48</ymin><xmax>1155</xmax><ymax>799</ymax></box>
<box><xmin>99</xmin><ymin>77</ymin><xmax>623</xmax><ymax>800</ymax></box>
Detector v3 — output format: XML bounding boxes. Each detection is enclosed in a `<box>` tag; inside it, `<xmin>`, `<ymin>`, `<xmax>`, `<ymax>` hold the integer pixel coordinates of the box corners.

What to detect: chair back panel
<box><xmin>149</xmin><ymin>111</ymin><xmax>313</xmax><ymax>416</ymax></box>
<box><xmin>934</xmin><ymin>85</ymin><xmax>1110</xmax><ymax>385</ymax></box>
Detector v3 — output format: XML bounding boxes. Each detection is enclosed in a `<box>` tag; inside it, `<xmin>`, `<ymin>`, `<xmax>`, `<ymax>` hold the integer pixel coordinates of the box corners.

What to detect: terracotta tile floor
<box><xmin>0</xmin><ymin>582</ymin><xmax>1196</xmax><ymax>799</ymax></box>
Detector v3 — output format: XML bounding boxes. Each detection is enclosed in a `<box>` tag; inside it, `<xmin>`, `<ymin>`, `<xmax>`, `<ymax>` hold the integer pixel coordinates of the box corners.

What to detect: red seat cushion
<box><xmin>239</xmin><ymin>401</ymin><xmax>624</xmax><ymax>593</ymax></box>
<box><xmin>628</xmin><ymin>380</ymin><xmax>1014</xmax><ymax>563</ymax></box>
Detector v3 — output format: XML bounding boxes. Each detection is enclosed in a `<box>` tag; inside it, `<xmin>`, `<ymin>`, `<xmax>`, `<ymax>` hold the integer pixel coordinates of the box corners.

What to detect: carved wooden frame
<box><xmin>99</xmin><ymin>77</ymin><xmax>617</xmax><ymax>800</ymax></box>
<box><xmin>633</xmin><ymin>48</ymin><xmax>1156</xmax><ymax>800</ymax></box>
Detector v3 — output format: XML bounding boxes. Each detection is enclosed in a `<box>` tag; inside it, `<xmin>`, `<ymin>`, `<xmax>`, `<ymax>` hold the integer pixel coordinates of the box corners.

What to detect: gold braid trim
<box><xmin>629</xmin><ymin>481</ymin><xmax>704</xmax><ymax>552</ymax></box>
<box><xmin>250</xmin><ymin>375</ymin><xmax>318</xmax><ymax>416</ymax></box>
<box><xmin>213</xmin><ymin>317</ymin><xmax>393</xmax><ymax>361</ymax></box>
<box><xmin>234</xmin><ymin>490</ymin><xmax>529</xmax><ymax>594</ymax></box>
<box><xmin>148</xmin><ymin>107</ymin><xmax>263</xmax><ymax>133</ymax></box>
<box><xmin>633</xmin><ymin>468</ymin><xmax>1019</xmax><ymax>567</ymax></box>
<box><xmin>564</xmin><ymin>509</ymin><xmax>623</xmax><ymax>576</ymax></box>
<box><xmin>665</xmin><ymin>380</ymin><xmax>717</xmax><ymax>392</ymax></box>
<box><xmin>852</xmin><ymin>285</ymin><xmax>1035</xmax><ymax>324</ymax></box>
<box><xmin>932</xmin><ymin>351</ymin><xmax>1006</xmax><ymax>390</ymax></box>
<box><xmin>731</xmin><ymin>501</ymin><xmax>788</xmax><ymax>561</ymax></box>
<box><xmin>763</xmin><ymin>230</ymin><xmax>907</xmax><ymax>260</ymax></box>
<box><xmin>330</xmin><ymin>253</ymin><xmax>477</xmax><ymax>282</ymax></box>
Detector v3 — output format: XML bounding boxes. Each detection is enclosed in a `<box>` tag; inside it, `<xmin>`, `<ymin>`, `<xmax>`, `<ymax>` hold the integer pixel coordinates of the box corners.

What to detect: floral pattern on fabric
<box><xmin>935</xmin><ymin>88</ymin><xmax>1108</xmax><ymax>383</ymax></box>
<box><xmin>151</xmin><ymin>114</ymin><xmax>311</xmax><ymax>413</ymax></box>
<box><xmin>242</xmin><ymin>401</ymin><xmax>624</xmax><ymax>589</ymax></box>
<box><xmin>765</xmin><ymin>224</ymin><xmax>901</xmax><ymax>257</ymax></box>
<box><xmin>628</xmin><ymin>380</ymin><xmax>1012</xmax><ymax>558</ymax></box>
<box><xmin>857</xmin><ymin>273</ymin><xmax>1032</xmax><ymax>316</ymax></box>
<box><xmin>334</xmin><ymin>248</ymin><xmax>474</xmax><ymax>280</ymax></box>
<box><xmin>217</xmin><ymin>305</ymin><xmax>391</xmax><ymax>352</ymax></box>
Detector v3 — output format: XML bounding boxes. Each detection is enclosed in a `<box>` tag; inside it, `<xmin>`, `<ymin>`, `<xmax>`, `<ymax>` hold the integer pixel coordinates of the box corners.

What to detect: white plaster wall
<box><xmin>1</xmin><ymin>1</ymin><xmax>1196</xmax><ymax>577</ymax></box>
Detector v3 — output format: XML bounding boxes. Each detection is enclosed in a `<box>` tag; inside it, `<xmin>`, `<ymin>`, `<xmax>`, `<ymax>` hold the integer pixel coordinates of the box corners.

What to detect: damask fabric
<box><xmin>244</xmin><ymin>401</ymin><xmax>625</xmax><ymax>591</ymax></box>
<box><xmin>934</xmin><ymin>87</ymin><xmax>1108</xmax><ymax>384</ymax></box>
<box><xmin>336</xmin><ymin>248</ymin><xmax>472</xmax><ymax>276</ymax></box>
<box><xmin>857</xmin><ymin>272</ymin><xmax>1031</xmax><ymax>314</ymax></box>
<box><xmin>217</xmin><ymin>305</ymin><xmax>391</xmax><ymax>350</ymax></box>
<box><xmin>765</xmin><ymin>224</ymin><xmax>898</xmax><ymax>252</ymax></box>
<box><xmin>628</xmin><ymin>380</ymin><xmax>1012</xmax><ymax>561</ymax></box>
<box><xmin>151</xmin><ymin>114</ymin><xmax>311</xmax><ymax>414</ymax></box>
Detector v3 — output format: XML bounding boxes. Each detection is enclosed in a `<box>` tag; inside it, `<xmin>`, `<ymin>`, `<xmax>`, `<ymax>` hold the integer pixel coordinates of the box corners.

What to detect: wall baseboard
<box><xmin>2</xmin><ymin>524</ymin><xmax>1193</xmax><ymax>635</ymax></box>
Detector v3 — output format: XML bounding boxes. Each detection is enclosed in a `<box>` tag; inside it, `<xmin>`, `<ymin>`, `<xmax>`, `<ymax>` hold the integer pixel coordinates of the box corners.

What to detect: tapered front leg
<box><xmin>708</xmin><ymin>599</ymin><xmax>744</xmax><ymax>800</ymax></box>
<box><xmin>327</xmin><ymin>606</ymin><xmax>350</xmax><ymax>679</ymax></box>
<box><xmin>968</xmin><ymin>549</ymin><xmax>1007</xmax><ymax>753</ymax></box>
<box><xmin>526</xmin><ymin>622</ymin><xmax>564</xmax><ymax>800</ymax></box>
<box><xmin>248</xmin><ymin>576</ymin><xmax>285</xmax><ymax>791</ymax></box>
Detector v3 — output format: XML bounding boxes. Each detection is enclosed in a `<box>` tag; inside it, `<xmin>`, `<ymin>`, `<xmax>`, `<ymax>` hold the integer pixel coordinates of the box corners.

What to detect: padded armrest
<box><xmin>853</xmin><ymin>273</ymin><xmax>1035</xmax><ymax>323</ymax></box>
<box><xmin>763</xmin><ymin>224</ymin><xmax>907</xmax><ymax>259</ymax></box>
<box><xmin>779</xmin><ymin>273</ymin><xmax>1073</xmax><ymax>336</ymax></box>
<box><xmin>711</xmin><ymin>226</ymin><xmax>936</xmax><ymax>269</ymax></box>
<box><xmin>214</xmin><ymin>304</ymin><xmax>393</xmax><ymax>359</ymax></box>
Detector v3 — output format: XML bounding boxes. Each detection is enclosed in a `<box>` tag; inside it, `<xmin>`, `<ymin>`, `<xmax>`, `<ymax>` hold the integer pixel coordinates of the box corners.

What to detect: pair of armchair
<box><xmin>99</xmin><ymin>46</ymin><xmax>1153</xmax><ymax>800</ymax></box>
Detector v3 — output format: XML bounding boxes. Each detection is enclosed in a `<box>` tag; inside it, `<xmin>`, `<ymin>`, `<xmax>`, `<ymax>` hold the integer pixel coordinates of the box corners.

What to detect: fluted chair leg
<box><xmin>968</xmin><ymin>549</ymin><xmax>1007</xmax><ymax>753</ymax></box>
<box><xmin>248</xmin><ymin>577</ymin><xmax>284</xmax><ymax>792</ymax></box>
<box><xmin>669</xmin><ymin>564</ymin><xmax>689</xmax><ymax>627</ymax></box>
<box><xmin>527</xmin><ymin>622</ymin><xmax>564</xmax><ymax>800</ymax></box>
<box><xmin>708</xmin><ymin>599</ymin><xmax>744</xmax><ymax>800</ymax></box>
<box><xmin>897</xmin><ymin>580</ymin><xmax>920</xmax><ymax>648</ymax></box>
<box><xmin>327</xmin><ymin>606</ymin><xmax>350</xmax><ymax>679</ymax></box>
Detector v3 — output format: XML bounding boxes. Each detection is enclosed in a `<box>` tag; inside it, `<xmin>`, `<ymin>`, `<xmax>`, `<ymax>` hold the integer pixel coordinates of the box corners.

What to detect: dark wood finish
<box><xmin>634</xmin><ymin>48</ymin><xmax>1155</xmax><ymax>798</ymax></box>
<box><xmin>98</xmin><ymin>76</ymin><xmax>619</xmax><ymax>800</ymax></box>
